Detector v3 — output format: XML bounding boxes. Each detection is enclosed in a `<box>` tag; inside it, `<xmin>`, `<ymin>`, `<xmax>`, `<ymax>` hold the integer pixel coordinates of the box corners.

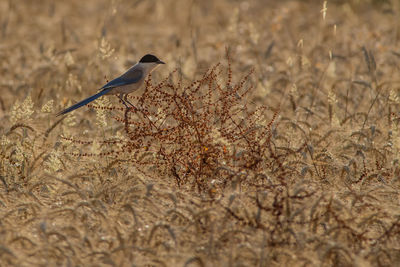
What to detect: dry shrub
<box><xmin>90</xmin><ymin>52</ymin><xmax>278</xmax><ymax>193</ymax></box>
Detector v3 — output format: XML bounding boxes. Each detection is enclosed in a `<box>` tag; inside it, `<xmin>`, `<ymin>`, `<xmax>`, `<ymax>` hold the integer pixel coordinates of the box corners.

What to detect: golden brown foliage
<box><xmin>1</xmin><ymin>0</ymin><xmax>400</xmax><ymax>266</ymax></box>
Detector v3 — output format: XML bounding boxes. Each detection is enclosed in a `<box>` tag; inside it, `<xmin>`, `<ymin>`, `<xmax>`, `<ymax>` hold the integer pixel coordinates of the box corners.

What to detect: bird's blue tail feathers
<box><xmin>56</xmin><ymin>88</ymin><xmax>112</xmax><ymax>116</ymax></box>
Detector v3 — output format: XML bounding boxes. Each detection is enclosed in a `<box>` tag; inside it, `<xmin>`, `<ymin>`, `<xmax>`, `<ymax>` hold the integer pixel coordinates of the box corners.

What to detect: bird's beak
<box><xmin>157</xmin><ymin>60</ymin><xmax>165</xmax><ymax>64</ymax></box>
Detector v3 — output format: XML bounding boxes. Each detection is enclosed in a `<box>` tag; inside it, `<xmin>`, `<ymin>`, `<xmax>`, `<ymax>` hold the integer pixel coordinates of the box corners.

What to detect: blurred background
<box><xmin>1</xmin><ymin>1</ymin><xmax>400</xmax><ymax>266</ymax></box>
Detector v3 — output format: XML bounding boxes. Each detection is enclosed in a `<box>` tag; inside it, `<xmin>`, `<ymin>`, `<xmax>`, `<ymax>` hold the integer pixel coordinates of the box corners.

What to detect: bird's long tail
<box><xmin>56</xmin><ymin>88</ymin><xmax>112</xmax><ymax>116</ymax></box>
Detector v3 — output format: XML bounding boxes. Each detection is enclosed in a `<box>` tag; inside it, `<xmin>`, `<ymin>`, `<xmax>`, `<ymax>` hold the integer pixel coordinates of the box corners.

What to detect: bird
<box><xmin>56</xmin><ymin>54</ymin><xmax>165</xmax><ymax>116</ymax></box>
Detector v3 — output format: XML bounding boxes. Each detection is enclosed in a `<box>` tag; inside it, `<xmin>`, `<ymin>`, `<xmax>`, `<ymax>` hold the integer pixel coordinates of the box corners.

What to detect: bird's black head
<box><xmin>139</xmin><ymin>54</ymin><xmax>165</xmax><ymax>64</ymax></box>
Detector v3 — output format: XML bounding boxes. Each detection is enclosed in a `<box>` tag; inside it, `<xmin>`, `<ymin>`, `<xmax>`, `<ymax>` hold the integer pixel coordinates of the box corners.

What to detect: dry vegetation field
<box><xmin>1</xmin><ymin>0</ymin><xmax>400</xmax><ymax>266</ymax></box>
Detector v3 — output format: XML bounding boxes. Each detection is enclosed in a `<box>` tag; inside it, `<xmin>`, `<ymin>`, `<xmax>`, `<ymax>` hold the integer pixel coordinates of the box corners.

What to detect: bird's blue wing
<box><xmin>101</xmin><ymin>68</ymin><xmax>143</xmax><ymax>89</ymax></box>
<box><xmin>56</xmin><ymin>87</ymin><xmax>113</xmax><ymax>116</ymax></box>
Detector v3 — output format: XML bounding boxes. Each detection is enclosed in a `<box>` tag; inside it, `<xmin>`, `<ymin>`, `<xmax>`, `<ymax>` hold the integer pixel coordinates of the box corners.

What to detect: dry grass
<box><xmin>1</xmin><ymin>0</ymin><xmax>400</xmax><ymax>266</ymax></box>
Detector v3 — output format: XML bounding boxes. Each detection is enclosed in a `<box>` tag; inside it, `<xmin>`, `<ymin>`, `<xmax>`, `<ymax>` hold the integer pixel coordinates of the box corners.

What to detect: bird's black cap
<box><xmin>139</xmin><ymin>54</ymin><xmax>165</xmax><ymax>64</ymax></box>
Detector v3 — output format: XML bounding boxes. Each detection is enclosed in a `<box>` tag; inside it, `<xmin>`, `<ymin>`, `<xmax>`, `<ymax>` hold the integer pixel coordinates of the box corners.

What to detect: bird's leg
<box><xmin>118</xmin><ymin>94</ymin><xmax>138</xmax><ymax>112</ymax></box>
<box><xmin>118</xmin><ymin>94</ymin><xmax>130</xmax><ymax>109</ymax></box>
<box><xmin>123</xmin><ymin>95</ymin><xmax>137</xmax><ymax>110</ymax></box>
